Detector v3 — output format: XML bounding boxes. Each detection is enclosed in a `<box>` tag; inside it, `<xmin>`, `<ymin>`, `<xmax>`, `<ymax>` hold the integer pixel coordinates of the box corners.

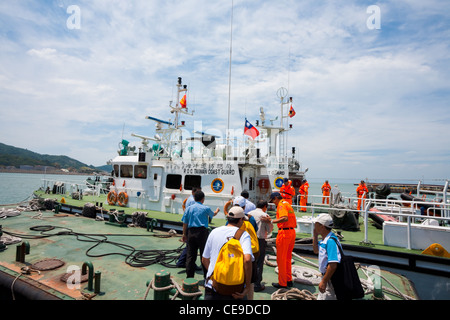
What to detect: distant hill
<box><xmin>0</xmin><ymin>142</ymin><xmax>109</xmax><ymax>174</ymax></box>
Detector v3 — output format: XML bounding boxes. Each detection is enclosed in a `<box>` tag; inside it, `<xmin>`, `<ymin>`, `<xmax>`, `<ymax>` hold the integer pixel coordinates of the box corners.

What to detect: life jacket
<box><xmin>280</xmin><ymin>181</ymin><xmax>295</xmax><ymax>199</ymax></box>
<box><xmin>211</xmin><ymin>229</ymin><xmax>246</xmax><ymax>295</ymax></box>
<box><xmin>356</xmin><ymin>184</ymin><xmax>368</xmax><ymax>197</ymax></box>
<box><xmin>299</xmin><ymin>184</ymin><xmax>306</xmax><ymax>195</ymax></box>
<box><xmin>304</xmin><ymin>181</ymin><xmax>309</xmax><ymax>194</ymax></box>
<box><xmin>322</xmin><ymin>183</ymin><xmax>331</xmax><ymax>192</ymax></box>
<box><xmin>240</xmin><ymin>220</ymin><xmax>259</xmax><ymax>259</ymax></box>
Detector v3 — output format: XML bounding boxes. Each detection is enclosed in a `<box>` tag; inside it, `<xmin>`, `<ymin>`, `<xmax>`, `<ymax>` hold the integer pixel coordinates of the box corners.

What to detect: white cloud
<box><xmin>0</xmin><ymin>0</ymin><xmax>449</xmax><ymax>180</ymax></box>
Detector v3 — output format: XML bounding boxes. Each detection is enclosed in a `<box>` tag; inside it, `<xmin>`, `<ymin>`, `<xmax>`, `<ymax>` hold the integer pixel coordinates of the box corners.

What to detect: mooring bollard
<box><xmin>153</xmin><ymin>270</ymin><xmax>172</xmax><ymax>300</ymax></box>
<box><xmin>182</xmin><ymin>278</ymin><xmax>201</xmax><ymax>300</ymax></box>
<box><xmin>15</xmin><ymin>241</ymin><xmax>30</xmax><ymax>263</ymax></box>
<box><xmin>146</xmin><ymin>218</ymin><xmax>158</xmax><ymax>232</ymax></box>
<box><xmin>82</xmin><ymin>261</ymin><xmax>94</xmax><ymax>292</ymax></box>
<box><xmin>94</xmin><ymin>271</ymin><xmax>102</xmax><ymax>294</ymax></box>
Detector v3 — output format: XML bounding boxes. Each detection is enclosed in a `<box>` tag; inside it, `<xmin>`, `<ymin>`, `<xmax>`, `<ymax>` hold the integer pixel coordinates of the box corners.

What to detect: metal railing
<box><xmin>292</xmin><ymin>194</ymin><xmax>450</xmax><ymax>250</ymax></box>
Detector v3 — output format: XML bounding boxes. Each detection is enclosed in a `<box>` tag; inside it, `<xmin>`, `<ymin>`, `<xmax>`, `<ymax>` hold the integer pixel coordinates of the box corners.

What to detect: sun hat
<box><xmin>314</xmin><ymin>213</ymin><xmax>334</xmax><ymax>228</ymax></box>
<box><xmin>228</xmin><ymin>206</ymin><xmax>245</xmax><ymax>219</ymax></box>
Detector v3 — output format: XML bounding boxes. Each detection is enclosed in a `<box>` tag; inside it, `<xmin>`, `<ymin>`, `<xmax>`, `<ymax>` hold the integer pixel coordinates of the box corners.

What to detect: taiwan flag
<box><xmin>244</xmin><ymin>119</ymin><xmax>259</xmax><ymax>140</ymax></box>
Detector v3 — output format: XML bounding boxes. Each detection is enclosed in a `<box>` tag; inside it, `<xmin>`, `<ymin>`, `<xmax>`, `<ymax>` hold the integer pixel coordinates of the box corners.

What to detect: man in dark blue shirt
<box><xmin>182</xmin><ymin>190</ymin><xmax>220</xmax><ymax>278</ymax></box>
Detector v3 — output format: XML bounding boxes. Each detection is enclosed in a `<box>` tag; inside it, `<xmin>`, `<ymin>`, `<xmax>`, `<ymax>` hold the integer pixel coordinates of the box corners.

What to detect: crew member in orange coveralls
<box><xmin>321</xmin><ymin>180</ymin><xmax>331</xmax><ymax>204</ymax></box>
<box><xmin>298</xmin><ymin>180</ymin><xmax>308</xmax><ymax>212</ymax></box>
<box><xmin>356</xmin><ymin>180</ymin><xmax>369</xmax><ymax>211</ymax></box>
<box><xmin>269</xmin><ymin>192</ymin><xmax>297</xmax><ymax>288</ymax></box>
<box><xmin>280</xmin><ymin>178</ymin><xmax>295</xmax><ymax>204</ymax></box>
<box><xmin>304</xmin><ymin>180</ymin><xmax>309</xmax><ymax>203</ymax></box>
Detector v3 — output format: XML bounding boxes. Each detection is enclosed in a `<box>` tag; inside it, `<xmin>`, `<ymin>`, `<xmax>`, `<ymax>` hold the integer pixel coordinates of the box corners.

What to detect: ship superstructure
<box><xmin>106</xmin><ymin>78</ymin><xmax>306</xmax><ymax>217</ymax></box>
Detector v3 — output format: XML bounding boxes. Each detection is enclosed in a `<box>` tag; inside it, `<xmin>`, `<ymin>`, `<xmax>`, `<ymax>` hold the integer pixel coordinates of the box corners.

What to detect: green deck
<box><xmin>0</xmin><ymin>192</ymin><xmax>422</xmax><ymax>300</ymax></box>
<box><xmin>33</xmin><ymin>190</ymin><xmax>424</xmax><ymax>255</ymax></box>
<box><xmin>0</xmin><ymin>209</ymin><xmax>418</xmax><ymax>300</ymax></box>
<box><xmin>0</xmin><ymin>209</ymin><xmax>286</xmax><ymax>300</ymax></box>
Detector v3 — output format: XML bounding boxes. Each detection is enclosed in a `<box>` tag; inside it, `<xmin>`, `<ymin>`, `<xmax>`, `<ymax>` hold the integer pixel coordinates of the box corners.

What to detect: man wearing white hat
<box><xmin>312</xmin><ymin>213</ymin><xmax>341</xmax><ymax>300</ymax></box>
<box><xmin>202</xmin><ymin>206</ymin><xmax>253</xmax><ymax>300</ymax></box>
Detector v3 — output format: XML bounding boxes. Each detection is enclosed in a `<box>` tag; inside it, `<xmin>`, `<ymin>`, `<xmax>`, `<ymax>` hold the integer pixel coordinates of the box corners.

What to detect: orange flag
<box><xmin>289</xmin><ymin>105</ymin><xmax>296</xmax><ymax>118</ymax></box>
<box><xmin>180</xmin><ymin>94</ymin><xmax>187</xmax><ymax>108</ymax></box>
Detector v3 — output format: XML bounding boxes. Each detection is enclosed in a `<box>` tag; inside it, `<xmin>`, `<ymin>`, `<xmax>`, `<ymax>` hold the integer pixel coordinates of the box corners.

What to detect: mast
<box><xmin>172</xmin><ymin>77</ymin><xmax>190</xmax><ymax>129</ymax></box>
<box><xmin>226</xmin><ymin>0</ymin><xmax>234</xmax><ymax>146</ymax></box>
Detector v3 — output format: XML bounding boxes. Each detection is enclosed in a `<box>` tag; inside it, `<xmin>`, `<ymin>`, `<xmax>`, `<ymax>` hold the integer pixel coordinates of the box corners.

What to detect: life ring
<box><xmin>182</xmin><ymin>198</ymin><xmax>188</xmax><ymax>211</ymax></box>
<box><xmin>117</xmin><ymin>191</ymin><xmax>129</xmax><ymax>207</ymax></box>
<box><xmin>107</xmin><ymin>191</ymin><xmax>117</xmax><ymax>205</ymax></box>
<box><xmin>223</xmin><ymin>199</ymin><xmax>233</xmax><ymax>216</ymax></box>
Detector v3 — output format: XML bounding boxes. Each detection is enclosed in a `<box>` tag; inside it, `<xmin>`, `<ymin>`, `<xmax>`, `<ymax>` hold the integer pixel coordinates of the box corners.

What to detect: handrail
<box><xmin>292</xmin><ymin>194</ymin><xmax>450</xmax><ymax>251</ymax></box>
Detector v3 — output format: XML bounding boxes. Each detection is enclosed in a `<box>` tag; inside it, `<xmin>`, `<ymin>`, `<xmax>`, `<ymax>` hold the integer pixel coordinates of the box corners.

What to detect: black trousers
<box><xmin>255</xmin><ymin>238</ymin><xmax>267</xmax><ymax>287</ymax></box>
<box><xmin>186</xmin><ymin>226</ymin><xmax>208</xmax><ymax>278</ymax></box>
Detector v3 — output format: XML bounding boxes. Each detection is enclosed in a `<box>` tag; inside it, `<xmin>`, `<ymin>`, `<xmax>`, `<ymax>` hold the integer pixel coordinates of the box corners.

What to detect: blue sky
<box><xmin>0</xmin><ymin>0</ymin><xmax>449</xmax><ymax>182</ymax></box>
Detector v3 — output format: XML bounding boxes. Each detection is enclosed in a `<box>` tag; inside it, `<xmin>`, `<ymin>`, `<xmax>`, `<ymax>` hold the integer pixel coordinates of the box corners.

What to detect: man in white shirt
<box><xmin>247</xmin><ymin>200</ymin><xmax>273</xmax><ymax>292</ymax></box>
<box><xmin>202</xmin><ymin>206</ymin><xmax>254</xmax><ymax>300</ymax></box>
<box><xmin>240</xmin><ymin>190</ymin><xmax>256</xmax><ymax>214</ymax></box>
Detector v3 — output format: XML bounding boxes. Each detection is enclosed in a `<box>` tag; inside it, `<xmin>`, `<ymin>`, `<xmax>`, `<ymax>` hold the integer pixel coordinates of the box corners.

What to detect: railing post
<box><xmin>444</xmin><ymin>180</ymin><xmax>449</xmax><ymax>218</ymax></box>
<box><xmin>406</xmin><ymin>215</ymin><xmax>411</xmax><ymax>250</ymax></box>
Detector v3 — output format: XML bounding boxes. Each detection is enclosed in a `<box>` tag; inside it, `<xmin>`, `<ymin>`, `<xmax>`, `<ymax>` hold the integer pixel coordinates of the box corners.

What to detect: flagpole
<box><xmin>226</xmin><ymin>0</ymin><xmax>234</xmax><ymax>147</ymax></box>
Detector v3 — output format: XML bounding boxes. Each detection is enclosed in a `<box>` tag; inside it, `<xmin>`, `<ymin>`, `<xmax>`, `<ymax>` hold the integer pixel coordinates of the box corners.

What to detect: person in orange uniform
<box><xmin>356</xmin><ymin>180</ymin><xmax>369</xmax><ymax>211</ymax></box>
<box><xmin>321</xmin><ymin>180</ymin><xmax>331</xmax><ymax>205</ymax></box>
<box><xmin>304</xmin><ymin>180</ymin><xmax>309</xmax><ymax>203</ymax></box>
<box><xmin>280</xmin><ymin>178</ymin><xmax>295</xmax><ymax>204</ymax></box>
<box><xmin>298</xmin><ymin>180</ymin><xmax>307</xmax><ymax>212</ymax></box>
<box><xmin>269</xmin><ymin>192</ymin><xmax>297</xmax><ymax>288</ymax></box>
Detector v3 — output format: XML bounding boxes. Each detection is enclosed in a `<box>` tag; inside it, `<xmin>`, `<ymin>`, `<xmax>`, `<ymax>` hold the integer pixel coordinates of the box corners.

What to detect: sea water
<box><xmin>0</xmin><ymin>172</ymin><xmax>448</xmax><ymax>299</ymax></box>
<box><xmin>0</xmin><ymin>172</ymin><xmax>380</xmax><ymax>205</ymax></box>
<box><xmin>0</xmin><ymin>172</ymin><xmax>91</xmax><ymax>205</ymax></box>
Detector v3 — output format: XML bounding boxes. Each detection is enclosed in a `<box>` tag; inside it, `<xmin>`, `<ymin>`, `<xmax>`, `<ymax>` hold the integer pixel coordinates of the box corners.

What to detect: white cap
<box><xmin>314</xmin><ymin>214</ymin><xmax>334</xmax><ymax>228</ymax></box>
<box><xmin>233</xmin><ymin>196</ymin><xmax>246</xmax><ymax>208</ymax></box>
<box><xmin>228</xmin><ymin>206</ymin><xmax>245</xmax><ymax>219</ymax></box>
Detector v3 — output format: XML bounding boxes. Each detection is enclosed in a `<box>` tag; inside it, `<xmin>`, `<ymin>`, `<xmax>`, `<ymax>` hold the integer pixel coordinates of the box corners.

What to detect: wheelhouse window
<box><xmin>134</xmin><ymin>165</ymin><xmax>147</xmax><ymax>179</ymax></box>
<box><xmin>113</xmin><ymin>165</ymin><xmax>119</xmax><ymax>177</ymax></box>
<box><xmin>165</xmin><ymin>174</ymin><xmax>182</xmax><ymax>189</ymax></box>
<box><xmin>120</xmin><ymin>165</ymin><xmax>133</xmax><ymax>178</ymax></box>
<box><xmin>184</xmin><ymin>175</ymin><xmax>202</xmax><ymax>190</ymax></box>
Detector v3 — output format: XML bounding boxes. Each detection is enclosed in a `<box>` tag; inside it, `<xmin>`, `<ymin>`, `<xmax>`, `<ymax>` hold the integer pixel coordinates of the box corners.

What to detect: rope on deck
<box><xmin>271</xmin><ymin>288</ymin><xmax>317</xmax><ymax>300</ymax></box>
<box><xmin>144</xmin><ymin>277</ymin><xmax>203</xmax><ymax>300</ymax></box>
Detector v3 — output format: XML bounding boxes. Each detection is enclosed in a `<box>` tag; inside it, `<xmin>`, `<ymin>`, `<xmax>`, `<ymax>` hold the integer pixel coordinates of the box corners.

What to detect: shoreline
<box><xmin>0</xmin><ymin>169</ymin><xmax>98</xmax><ymax>176</ymax></box>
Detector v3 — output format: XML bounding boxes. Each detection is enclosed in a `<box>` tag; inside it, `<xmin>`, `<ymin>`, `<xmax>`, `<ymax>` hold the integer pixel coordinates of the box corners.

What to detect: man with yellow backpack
<box><xmin>202</xmin><ymin>206</ymin><xmax>254</xmax><ymax>300</ymax></box>
<box><xmin>239</xmin><ymin>211</ymin><xmax>260</xmax><ymax>299</ymax></box>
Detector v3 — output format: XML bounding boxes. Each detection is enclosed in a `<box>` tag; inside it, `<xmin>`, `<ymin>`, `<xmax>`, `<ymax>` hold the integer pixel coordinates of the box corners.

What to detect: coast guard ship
<box><xmin>106</xmin><ymin>78</ymin><xmax>306</xmax><ymax>218</ymax></box>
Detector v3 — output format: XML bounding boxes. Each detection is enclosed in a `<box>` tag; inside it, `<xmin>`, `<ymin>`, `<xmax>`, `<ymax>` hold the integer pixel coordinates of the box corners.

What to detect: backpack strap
<box><xmin>234</xmin><ymin>228</ymin><xmax>245</xmax><ymax>241</ymax></box>
<box><xmin>329</xmin><ymin>236</ymin><xmax>345</xmax><ymax>257</ymax></box>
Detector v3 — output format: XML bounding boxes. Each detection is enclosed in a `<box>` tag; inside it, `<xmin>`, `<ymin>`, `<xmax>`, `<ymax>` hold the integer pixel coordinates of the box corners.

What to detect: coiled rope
<box><xmin>271</xmin><ymin>287</ymin><xmax>317</xmax><ymax>300</ymax></box>
<box><xmin>2</xmin><ymin>225</ymin><xmax>186</xmax><ymax>268</ymax></box>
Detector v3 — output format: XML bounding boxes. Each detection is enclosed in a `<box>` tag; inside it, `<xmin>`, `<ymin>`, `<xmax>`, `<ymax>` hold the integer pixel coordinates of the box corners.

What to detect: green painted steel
<box><xmin>154</xmin><ymin>270</ymin><xmax>171</xmax><ymax>300</ymax></box>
